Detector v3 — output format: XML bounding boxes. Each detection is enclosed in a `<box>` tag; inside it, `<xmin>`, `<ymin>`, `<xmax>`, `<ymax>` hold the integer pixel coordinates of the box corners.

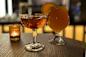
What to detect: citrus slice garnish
<box><xmin>41</xmin><ymin>2</ymin><xmax>57</xmax><ymax>16</ymax></box>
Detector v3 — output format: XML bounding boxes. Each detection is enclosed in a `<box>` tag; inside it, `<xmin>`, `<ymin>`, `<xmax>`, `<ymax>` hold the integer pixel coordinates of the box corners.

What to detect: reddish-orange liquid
<box><xmin>21</xmin><ymin>17</ymin><xmax>46</xmax><ymax>29</ymax></box>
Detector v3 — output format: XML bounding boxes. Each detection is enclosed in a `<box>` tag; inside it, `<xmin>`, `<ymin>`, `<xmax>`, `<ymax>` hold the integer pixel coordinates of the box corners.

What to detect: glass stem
<box><xmin>32</xmin><ymin>29</ymin><xmax>37</xmax><ymax>44</ymax></box>
<box><xmin>53</xmin><ymin>33</ymin><xmax>59</xmax><ymax>40</ymax></box>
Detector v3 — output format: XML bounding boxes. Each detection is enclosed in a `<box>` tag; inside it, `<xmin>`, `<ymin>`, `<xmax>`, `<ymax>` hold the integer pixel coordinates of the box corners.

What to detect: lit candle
<box><xmin>11</xmin><ymin>31</ymin><xmax>19</xmax><ymax>37</ymax></box>
<box><xmin>9</xmin><ymin>24</ymin><xmax>20</xmax><ymax>42</ymax></box>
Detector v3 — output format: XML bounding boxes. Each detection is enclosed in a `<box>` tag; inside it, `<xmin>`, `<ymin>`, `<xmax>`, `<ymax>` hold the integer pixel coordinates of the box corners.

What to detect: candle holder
<box><xmin>9</xmin><ymin>24</ymin><xmax>21</xmax><ymax>42</ymax></box>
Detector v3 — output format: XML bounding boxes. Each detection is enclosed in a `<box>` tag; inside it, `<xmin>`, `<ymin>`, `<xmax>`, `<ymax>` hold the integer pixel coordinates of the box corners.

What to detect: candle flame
<box><xmin>11</xmin><ymin>31</ymin><xmax>19</xmax><ymax>37</ymax></box>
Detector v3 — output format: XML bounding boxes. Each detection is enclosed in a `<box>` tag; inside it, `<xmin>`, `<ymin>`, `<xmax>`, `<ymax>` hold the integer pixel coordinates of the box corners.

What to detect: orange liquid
<box><xmin>48</xmin><ymin>6</ymin><xmax>69</xmax><ymax>32</ymax></box>
<box><xmin>21</xmin><ymin>17</ymin><xmax>46</xmax><ymax>29</ymax></box>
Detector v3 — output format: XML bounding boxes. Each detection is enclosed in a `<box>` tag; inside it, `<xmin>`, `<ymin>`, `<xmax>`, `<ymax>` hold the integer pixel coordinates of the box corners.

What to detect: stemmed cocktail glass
<box><xmin>20</xmin><ymin>14</ymin><xmax>46</xmax><ymax>51</ymax></box>
<box><xmin>41</xmin><ymin>2</ymin><xmax>69</xmax><ymax>45</ymax></box>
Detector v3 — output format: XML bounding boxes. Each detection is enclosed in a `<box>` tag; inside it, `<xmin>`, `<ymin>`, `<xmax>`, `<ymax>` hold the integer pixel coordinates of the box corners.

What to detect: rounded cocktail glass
<box><xmin>20</xmin><ymin>14</ymin><xmax>46</xmax><ymax>51</ymax></box>
<box><xmin>41</xmin><ymin>2</ymin><xmax>69</xmax><ymax>45</ymax></box>
<box><xmin>47</xmin><ymin>6</ymin><xmax>69</xmax><ymax>45</ymax></box>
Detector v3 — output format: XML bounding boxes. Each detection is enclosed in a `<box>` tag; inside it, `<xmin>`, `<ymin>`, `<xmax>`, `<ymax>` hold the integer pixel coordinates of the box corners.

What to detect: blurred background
<box><xmin>0</xmin><ymin>0</ymin><xmax>86</xmax><ymax>42</ymax></box>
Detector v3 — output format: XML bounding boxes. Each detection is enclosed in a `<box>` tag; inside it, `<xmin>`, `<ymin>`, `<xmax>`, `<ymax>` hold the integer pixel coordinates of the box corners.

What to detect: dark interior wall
<box><xmin>69</xmin><ymin>0</ymin><xmax>86</xmax><ymax>24</ymax></box>
<box><xmin>12</xmin><ymin>0</ymin><xmax>27</xmax><ymax>13</ymax></box>
<box><xmin>69</xmin><ymin>0</ymin><xmax>81</xmax><ymax>23</ymax></box>
<box><xmin>12</xmin><ymin>0</ymin><xmax>86</xmax><ymax>23</ymax></box>
<box><xmin>81</xmin><ymin>0</ymin><xmax>86</xmax><ymax>21</ymax></box>
<box><xmin>19</xmin><ymin>0</ymin><xmax>28</xmax><ymax>2</ymax></box>
<box><xmin>12</xmin><ymin>0</ymin><xmax>19</xmax><ymax>13</ymax></box>
<box><xmin>12</xmin><ymin>0</ymin><xmax>63</xmax><ymax>12</ymax></box>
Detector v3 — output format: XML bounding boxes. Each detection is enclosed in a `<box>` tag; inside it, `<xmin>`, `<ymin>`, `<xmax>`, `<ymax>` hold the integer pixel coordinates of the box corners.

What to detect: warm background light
<box><xmin>75</xmin><ymin>26</ymin><xmax>84</xmax><ymax>41</ymax></box>
<box><xmin>2</xmin><ymin>25</ymin><xmax>9</xmax><ymax>33</ymax></box>
<box><xmin>24</xmin><ymin>27</ymin><xmax>32</xmax><ymax>33</ymax></box>
<box><xmin>0</xmin><ymin>25</ymin><xmax>86</xmax><ymax>42</ymax></box>
<box><xmin>65</xmin><ymin>26</ymin><xmax>74</xmax><ymax>39</ymax></box>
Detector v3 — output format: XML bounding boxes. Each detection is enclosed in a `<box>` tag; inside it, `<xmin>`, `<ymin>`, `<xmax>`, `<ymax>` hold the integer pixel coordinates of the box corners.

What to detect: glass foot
<box><xmin>49</xmin><ymin>36</ymin><xmax>65</xmax><ymax>45</ymax></box>
<box><xmin>25</xmin><ymin>42</ymin><xmax>44</xmax><ymax>52</ymax></box>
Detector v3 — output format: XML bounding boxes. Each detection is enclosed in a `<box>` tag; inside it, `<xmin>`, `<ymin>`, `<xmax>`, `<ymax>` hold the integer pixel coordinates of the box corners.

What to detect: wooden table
<box><xmin>0</xmin><ymin>33</ymin><xmax>85</xmax><ymax>57</ymax></box>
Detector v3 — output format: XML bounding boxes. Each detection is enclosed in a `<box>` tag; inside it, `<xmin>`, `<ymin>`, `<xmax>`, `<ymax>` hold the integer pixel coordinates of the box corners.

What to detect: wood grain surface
<box><xmin>0</xmin><ymin>33</ymin><xmax>85</xmax><ymax>57</ymax></box>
